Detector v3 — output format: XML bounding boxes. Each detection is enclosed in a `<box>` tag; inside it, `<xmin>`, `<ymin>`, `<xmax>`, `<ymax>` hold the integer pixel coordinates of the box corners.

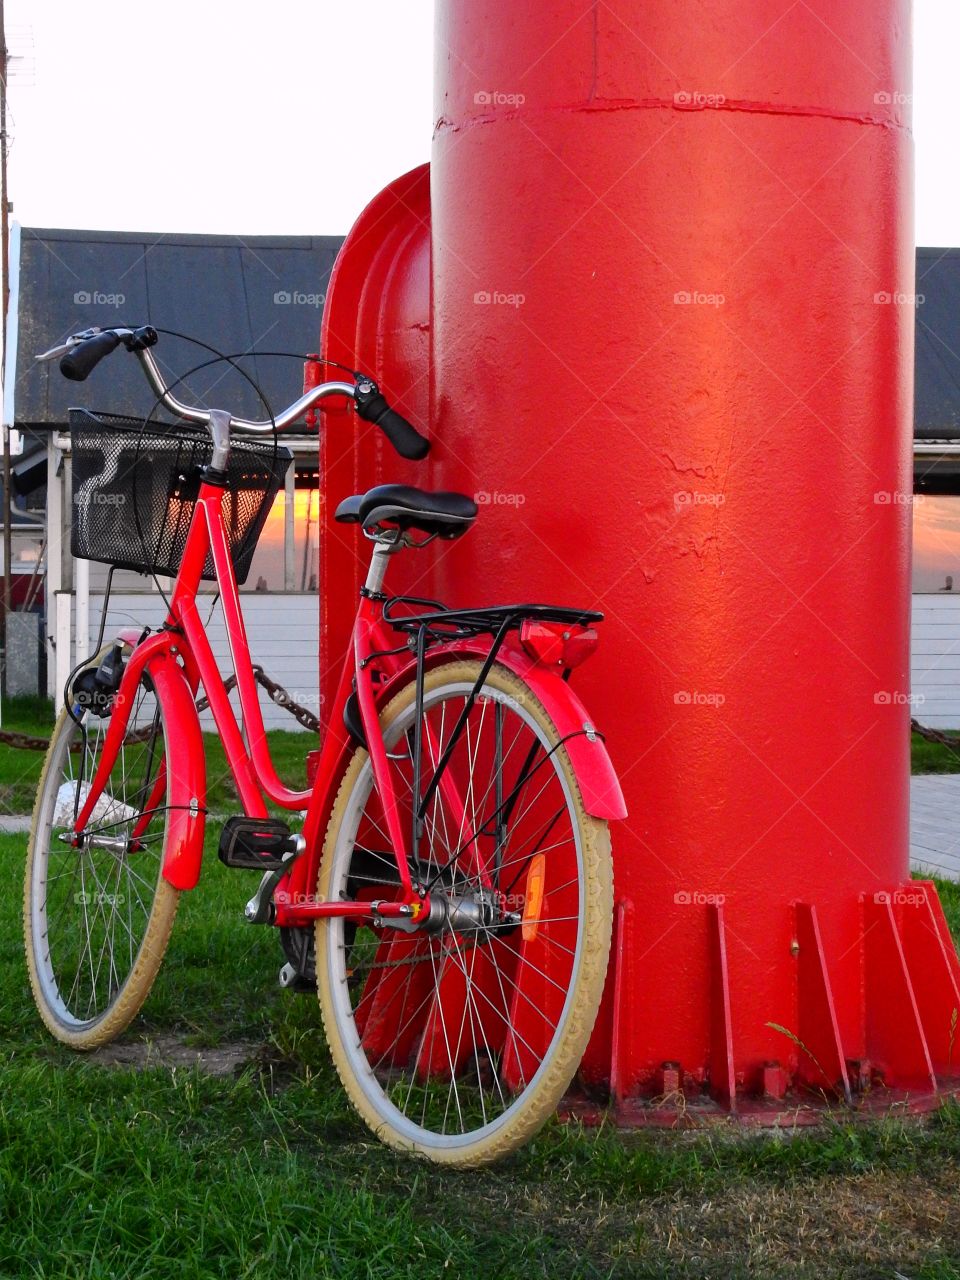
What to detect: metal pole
<box><xmin>283</xmin><ymin>461</ymin><xmax>295</xmax><ymax>591</ymax></box>
<box><xmin>0</xmin><ymin>0</ymin><xmax>11</xmax><ymax>701</ymax></box>
<box><xmin>300</xmin><ymin>488</ymin><xmax>314</xmax><ymax>591</ymax></box>
<box><xmin>74</xmin><ymin>556</ymin><xmax>89</xmax><ymax>669</ymax></box>
<box><xmin>44</xmin><ymin>442</ymin><xmax>62</xmax><ymax>698</ymax></box>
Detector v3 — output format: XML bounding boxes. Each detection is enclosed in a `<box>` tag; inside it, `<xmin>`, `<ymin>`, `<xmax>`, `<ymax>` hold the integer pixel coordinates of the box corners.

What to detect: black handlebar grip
<box><xmin>375</xmin><ymin>406</ymin><xmax>431</xmax><ymax>460</ymax></box>
<box><xmin>355</xmin><ymin>384</ymin><xmax>430</xmax><ymax>460</ymax></box>
<box><xmin>60</xmin><ymin>330</ymin><xmax>123</xmax><ymax>382</ymax></box>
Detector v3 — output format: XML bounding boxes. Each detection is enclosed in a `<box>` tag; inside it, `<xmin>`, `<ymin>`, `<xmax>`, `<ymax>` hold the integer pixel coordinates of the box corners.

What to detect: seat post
<box><xmin>363</xmin><ymin>538</ymin><xmax>401</xmax><ymax>595</ymax></box>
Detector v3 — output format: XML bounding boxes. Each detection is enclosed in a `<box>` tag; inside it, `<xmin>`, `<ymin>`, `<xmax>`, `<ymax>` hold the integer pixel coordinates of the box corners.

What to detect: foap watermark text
<box><xmin>74</xmin><ymin>290</ymin><xmax>125</xmax><ymax>308</ymax></box>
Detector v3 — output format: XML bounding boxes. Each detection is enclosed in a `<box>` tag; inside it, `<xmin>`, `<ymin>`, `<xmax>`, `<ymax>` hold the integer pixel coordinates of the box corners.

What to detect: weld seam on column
<box><xmin>436</xmin><ymin>99</ymin><xmax>910</xmax><ymax>135</ymax></box>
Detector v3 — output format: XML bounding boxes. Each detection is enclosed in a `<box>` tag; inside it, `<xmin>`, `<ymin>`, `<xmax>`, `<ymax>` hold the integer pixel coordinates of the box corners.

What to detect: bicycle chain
<box><xmin>364</xmin><ymin>952</ymin><xmax>435</xmax><ymax>973</ymax></box>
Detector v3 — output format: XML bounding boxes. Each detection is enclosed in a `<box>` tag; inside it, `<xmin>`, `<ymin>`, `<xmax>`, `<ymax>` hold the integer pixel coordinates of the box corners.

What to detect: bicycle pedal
<box><xmin>218</xmin><ymin>817</ymin><xmax>301</xmax><ymax>870</ymax></box>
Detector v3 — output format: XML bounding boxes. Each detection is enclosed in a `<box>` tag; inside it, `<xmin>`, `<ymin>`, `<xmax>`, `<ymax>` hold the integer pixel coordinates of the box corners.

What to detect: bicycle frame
<box><xmin>70</xmin><ymin>471</ymin><xmax>431</xmax><ymax>922</ymax></box>
<box><xmin>70</xmin><ymin>470</ymin><xmax>626</xmax><ymax>930</ymax></box>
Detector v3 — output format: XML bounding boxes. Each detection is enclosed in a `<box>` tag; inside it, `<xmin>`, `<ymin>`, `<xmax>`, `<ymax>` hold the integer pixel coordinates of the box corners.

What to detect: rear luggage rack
<box><xmin>381</xmin><ymin>596</ymin><xmax>603</xmax><ymax>643</ymax></box>
<box><xmin>375</xmin><ymin>596</ymin><xmax>605</xmax><ymax>880</ymax></box>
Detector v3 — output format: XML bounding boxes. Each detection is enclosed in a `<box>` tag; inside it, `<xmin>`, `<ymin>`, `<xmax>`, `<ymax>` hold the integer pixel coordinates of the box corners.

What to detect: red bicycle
<box><xmin>24</xmin><ymin>324</ymin><xmax>624</xmax><ymax>1165</ymax></box>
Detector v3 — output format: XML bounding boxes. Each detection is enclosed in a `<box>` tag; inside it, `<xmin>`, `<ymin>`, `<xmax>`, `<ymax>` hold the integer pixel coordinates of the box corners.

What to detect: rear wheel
<box><xmin>23</xmin><ymin>659</ymin><xmax>179</xmax><ymax>1049</ymax></box>
<box><xmin>316</xmin><ymin>660</ymin><xmax>613</xmax><ymax>1166</ymax></box>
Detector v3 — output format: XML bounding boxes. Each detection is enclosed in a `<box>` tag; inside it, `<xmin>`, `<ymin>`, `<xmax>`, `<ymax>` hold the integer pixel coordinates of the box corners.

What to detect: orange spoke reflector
<box><xmin>522</xmin><ymin>854</ymin><xmax>546</xmax><ymax>942</ymax></box>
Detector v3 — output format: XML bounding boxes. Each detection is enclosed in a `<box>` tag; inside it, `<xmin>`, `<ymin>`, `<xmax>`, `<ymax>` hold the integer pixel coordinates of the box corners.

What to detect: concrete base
<box><xmin>6</xmin><ymin>611</ymin><xmax>43</xmax><ymax>697</ymax></box>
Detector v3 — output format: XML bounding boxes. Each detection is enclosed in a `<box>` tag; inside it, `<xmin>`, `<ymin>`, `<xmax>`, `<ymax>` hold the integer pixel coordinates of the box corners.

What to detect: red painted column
<box><xmin>322</xmin><ymin>0</ymin><xmax>960</xmax><ymax>1109</ymax></box>
<box><xmin>425</xmin><ymin>0</ymin><xmax>924</xmax><ymax>1104</ymax></box>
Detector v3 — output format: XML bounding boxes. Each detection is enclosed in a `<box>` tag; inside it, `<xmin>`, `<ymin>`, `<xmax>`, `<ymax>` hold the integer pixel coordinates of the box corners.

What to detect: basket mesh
<box><xmin>69</xmin><ymin>410</ymin><xmax>292</xmax><ymax>585</ymax></box>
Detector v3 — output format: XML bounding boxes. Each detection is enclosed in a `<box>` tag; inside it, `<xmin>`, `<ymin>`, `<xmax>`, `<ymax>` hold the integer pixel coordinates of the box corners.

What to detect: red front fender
<box><xmin>131</xmin><ymin>644</ymin><xmax>207</xmax><ymax>891</ymax></box>
<box><xmin>378</xmin><ymin>641</ymin><xmax>627</xmax><ymax>821</ymax></box>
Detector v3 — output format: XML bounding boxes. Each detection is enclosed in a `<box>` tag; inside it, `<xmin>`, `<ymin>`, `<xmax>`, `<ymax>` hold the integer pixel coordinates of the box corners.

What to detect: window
<box><xmin>913</xmin><ymin>495</ymin><xmax>960</xmax><ymax>592</ymax></box>
<box><xmin>241</xmin><ymin>452</ymin><xmax>320</xmax><ymax>594</ymax></box>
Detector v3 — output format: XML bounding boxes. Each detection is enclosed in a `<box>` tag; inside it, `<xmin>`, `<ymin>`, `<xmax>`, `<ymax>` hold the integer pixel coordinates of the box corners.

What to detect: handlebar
<box><xmin>354</xmin><ymin>381</ymin><xmax>430</xmax><ymax>461</ymax></box>
<box><xmin>39</xmin><ymin>325</ymin><xmax>431</xmax><ymax>460</ymax></box>
<box><xmin>59</xmin><ymin>329</ymin><xmax>123</xmax><ymax>381</ymax></box>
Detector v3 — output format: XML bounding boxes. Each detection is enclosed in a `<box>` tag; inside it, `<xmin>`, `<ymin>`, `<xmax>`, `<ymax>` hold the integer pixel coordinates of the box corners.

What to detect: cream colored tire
<box><xmin>316</xmin><ymin>659</ymin><xmax>613</xmax><ymax>1166</ymax></box>
<box><xmin>24</xmin><ymin>675</ymin><xmax>179</xmax><ymax>1050</ymax></box>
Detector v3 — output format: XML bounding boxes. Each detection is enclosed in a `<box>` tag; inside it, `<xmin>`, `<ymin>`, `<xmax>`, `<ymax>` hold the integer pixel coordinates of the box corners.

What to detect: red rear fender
<box><xmin>377</xmin><ymin>641</ymin><xmax>627</xmax><ymax>821</ymax></box>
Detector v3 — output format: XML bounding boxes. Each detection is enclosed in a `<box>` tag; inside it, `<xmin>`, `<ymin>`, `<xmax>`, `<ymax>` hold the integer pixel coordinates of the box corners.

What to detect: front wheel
<box><xmin>316</xmin><ymin>659</ymin><xmax>614</xmax><ymax>1166</ymax></box>
<box><xmin>23</xmin><ymin>656</ymin><xmax>179</xmax><ymax>1049</ymax></box>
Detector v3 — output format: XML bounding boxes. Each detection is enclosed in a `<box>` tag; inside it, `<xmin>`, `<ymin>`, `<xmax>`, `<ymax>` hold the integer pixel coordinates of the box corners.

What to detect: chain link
<box><xmin>362</xmin><ymin>939</ymin><xmax>483</xmax><ymax>973</ymax></box>
<box><xmin>910</xmin><ymin>717</ymin><xmax>960</xmax><ymax>754</ymax></box>
<box><xmin>251</xmin><ymin>665</ymin><xmax>321</xmax><ymax>733</ymax></box>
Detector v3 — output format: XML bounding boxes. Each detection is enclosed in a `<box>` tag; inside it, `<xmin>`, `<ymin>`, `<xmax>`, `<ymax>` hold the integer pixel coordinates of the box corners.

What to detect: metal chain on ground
<box><xmin>251</xmin><ymin>665</ymin><xmax>321</xmax><ymax>733</ymax></box>
<box><xmin>0</xmin><ymin>728</ymin><xmax>64</xmax><ymax>752</ymax></box>
<box><xmin>911</xmin><ymin>717</ymin><xmax>960</xmax><ymax>754</ymax></box>
<box><xmin>193</xmin><ymin>667</ymin><xmax>320</xmax><ymax>733</ymax></box>
<box><xmin>0</xmin><ymin>666</ymin><xmax>319</xmax><ymax>751</ymax></box>
<box><xmin>2</xmin><ymin>702</ymin><xmax>951</xmax><ymax>757</ymax></box>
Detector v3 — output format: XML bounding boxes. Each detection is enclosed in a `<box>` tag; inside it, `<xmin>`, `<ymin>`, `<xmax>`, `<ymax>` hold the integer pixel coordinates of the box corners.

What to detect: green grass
<box><xmin>0</xmin><ymin>696</ymin><xmax>308</xmax><ymax>816</ymax></box>
<box><xmin>934</xmin><ymin>875</ymin><xmax>960</xmax><ymax>937</ymax></box>
<box><xmin>1</xmin><ymin>694</ymin><xmax>57</xmax><ymax>733</ymax></box>
<box><xmin>0</xmin><ymin>697</ymin><xmax>55</xmax><ymax>815</ymax></box>
<box><xmin>2</xmin><ymin>831</ymin><xmax>960</xmax><ymax>1277</ymax></box>
<box><xmin>3</xmin><ymin>705</ymin><xmax>960</xmax><ymax>1276</ymax></box>
<box><xmin>912</xmin><ymin>727</ymin><xmax>960</xmax><ymax>774</ymax></box>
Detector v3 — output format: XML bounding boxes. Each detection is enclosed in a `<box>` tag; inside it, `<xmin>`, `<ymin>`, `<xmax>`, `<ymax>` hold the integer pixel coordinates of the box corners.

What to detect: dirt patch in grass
<box><xmin>612</xmin><ymin>1168</ymin><xmax>959</xmax><ymax>1277</ymax></box>
<box><xmin>88</xmin><ymin>1033</ymin><xmax>257</xmax><ymax>1077</ymax></box>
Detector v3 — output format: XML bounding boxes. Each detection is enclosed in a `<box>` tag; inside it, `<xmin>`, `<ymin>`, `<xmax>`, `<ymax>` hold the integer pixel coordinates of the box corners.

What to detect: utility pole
<box><xmin>1</xmin><ymin>0</ymin><xmax>10</xmax><ymax>702</ymax></box>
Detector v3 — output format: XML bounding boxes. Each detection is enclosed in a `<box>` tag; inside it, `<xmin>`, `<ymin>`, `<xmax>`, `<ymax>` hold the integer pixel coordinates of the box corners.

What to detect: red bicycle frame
<box><xmin>70</xmin><ymin>472</ymin><xmax>626</xmax><ymax>930</ymax></box>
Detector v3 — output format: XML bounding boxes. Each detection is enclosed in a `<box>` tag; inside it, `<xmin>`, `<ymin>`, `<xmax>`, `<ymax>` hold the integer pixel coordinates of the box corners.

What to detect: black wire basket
<box><xmin>69</xmin><ymin>409</ymin><xmax>292</xmax><ymax>585</ymax></box>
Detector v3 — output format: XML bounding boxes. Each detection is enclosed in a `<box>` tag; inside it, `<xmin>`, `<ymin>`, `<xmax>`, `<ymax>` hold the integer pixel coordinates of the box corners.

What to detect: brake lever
<box><xmin>34</xmin><ymin>328</ymin><xmax>102</xmax><ymax>362</ymax></box>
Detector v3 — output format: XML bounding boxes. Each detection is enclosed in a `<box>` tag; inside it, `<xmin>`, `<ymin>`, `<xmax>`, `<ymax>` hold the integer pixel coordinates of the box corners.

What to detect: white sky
<box><xmin>4</xmin><ymin>0</ymin><xmax>436</xmax><ymax>236</ymax></box>
<box><xmin>4</xmin><ymin>1</ymin><xmax>959</xmax><ymax>244</ymax></box>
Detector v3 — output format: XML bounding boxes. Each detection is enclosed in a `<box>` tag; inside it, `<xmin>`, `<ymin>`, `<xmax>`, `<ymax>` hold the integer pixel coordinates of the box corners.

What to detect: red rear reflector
<box><xmin>520</xmin><ymin>621</ymin><xmax>565</xmax><ymax>665</ymax></box>
<box><xmin>561</xmin><ymin>627</ymin><xmax>599</xmax><ymax>668</ymax></box>
<box><xmin>520</xmin><ymin>621</ymin><xmax>598</xmax><ymax>669</ymax></box>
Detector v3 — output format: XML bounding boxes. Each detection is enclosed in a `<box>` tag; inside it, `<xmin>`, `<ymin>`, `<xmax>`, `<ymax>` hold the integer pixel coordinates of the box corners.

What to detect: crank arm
<box><xmin>243</xmin><ymin>836</ymin><xmax>306</xmax><ymax>924</ymax></box>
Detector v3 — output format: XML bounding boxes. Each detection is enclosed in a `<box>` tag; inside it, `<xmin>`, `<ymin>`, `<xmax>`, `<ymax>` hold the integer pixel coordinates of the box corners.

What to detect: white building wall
<box><xmin>63</xmin><ymin>591</ymin><xmax>960</xmax><ymax>734</ymax></box>
<box><xmin>912</xmin><ymin>593</ymin><xmax>960</xmax><ymax>728</ymax></box>
<box><xmin>85</xmin><ymin>592</ymin><xmax>320</xmax><ymax>732</ymax></box>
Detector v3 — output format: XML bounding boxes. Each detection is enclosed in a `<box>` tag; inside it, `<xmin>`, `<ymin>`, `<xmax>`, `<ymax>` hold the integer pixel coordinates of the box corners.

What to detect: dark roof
<box><xmin>13</xmin><ymin>227</ymin><xmax>343</xmax><ymax>427</ymax></box>
<box><xmin>12</xmin><ymin>230</ymin><xmax>960</xmax><ymax>449</ymax></box>
<box><xmin>915</xmin><ymin>248</ymin><xmax>960</xmax><ymax>440</ymax></box>
<box><xmin>913</xmin><ymin>248</ymin><xmax>960</xmax><ymax>493</ymax></box>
